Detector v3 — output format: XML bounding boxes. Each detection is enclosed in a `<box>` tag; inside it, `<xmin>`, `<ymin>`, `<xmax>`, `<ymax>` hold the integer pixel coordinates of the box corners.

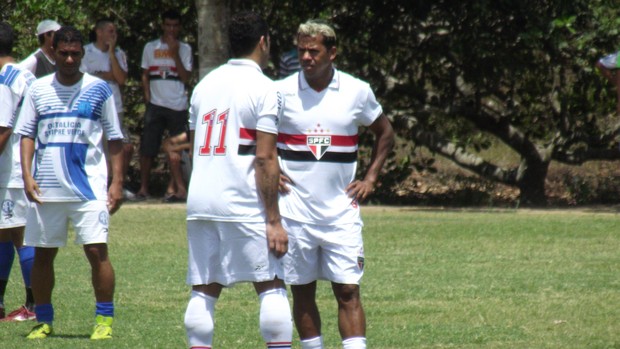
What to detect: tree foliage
<box><xmin>4</xmin><ymin>1</ymin><xmax>620</xmax><ymax>205</ymax></box>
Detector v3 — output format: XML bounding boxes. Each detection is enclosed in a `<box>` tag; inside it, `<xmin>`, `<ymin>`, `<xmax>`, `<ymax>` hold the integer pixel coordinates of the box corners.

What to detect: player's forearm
<box><xmin>0</xmin><ymin>127</ymin><xmax>11</xmax><ymax>155</ymax></box>
<box><xmin>363</xmin><ymin>115</ymin><xmax>395</xmax><ymax>184</ymax></box>
<box><xmin>107</xmin><ymin>139</ymin><xmax>124</xmax><ymax>185</ymax></box>
<box><xmin>20</xmin><ymin>136</ymin><xmax>35</xmax><ymax>179</ymax></box>
<box><xmin>255</xmin><ymin>132</ymin><xmax>282</xmax><ymax>224</ymax></box>
<box><xmin>108</xmin><ymin>53</ymin><xmax>127</xmax><ymax>86</ymax></box>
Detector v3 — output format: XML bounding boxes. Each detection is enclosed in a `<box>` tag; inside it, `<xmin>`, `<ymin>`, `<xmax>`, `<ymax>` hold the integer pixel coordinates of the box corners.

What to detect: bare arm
<box><xmin>165</xmin><ymin>37</ymin><xmax>191</xmax><ymax>84</ymax></box>
<box><xmin>255</xmin><ymin>130</ymin><xmax>288</xmax><ymax>258</ymax></box>
<box><xmin>0</xmin><ymin>127</ymin><xmax>11</xmax><ymax>155</ymax></box>
<box><xmin>107</xmin><ymin>139</ymin><xmax>124</xmax><ymax>214</ymax></box>
<box><xmin>20</xmin><ymin>136</ymin><xmax>41</xmax><ymax>204</ymax></box>
<box><xmin>107</xmin><ymin>37</ymin><xmax>127</xmax><ymax>86</ymax></box>
<box><xmin>346</xmin><ymin>113</ymin><xmax>395</xmax><ymax>202</ymax></box>
<box><xmin>141</xmin><ymin>69</ymin><xmax>151</xmax><ymax>104</ymax></box>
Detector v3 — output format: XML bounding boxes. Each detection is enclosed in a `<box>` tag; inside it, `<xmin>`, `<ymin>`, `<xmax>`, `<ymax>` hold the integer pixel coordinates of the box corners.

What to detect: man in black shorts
<box><xmin>136</xmin><ymin>9</ymin><xmax>192</xmax><ymax>200</ymax></box>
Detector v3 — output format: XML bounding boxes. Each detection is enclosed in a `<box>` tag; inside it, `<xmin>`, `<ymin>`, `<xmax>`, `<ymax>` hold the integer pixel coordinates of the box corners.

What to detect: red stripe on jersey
<box><xmin>240</xmin><ymin>127</ymin><xmax>257</xmax><ymax>140</ymax></box>
<box><xmin>148</xmin><ymin>66</ymin><xmax>178</xmax><ymax>72</ymax></box>
<box><xmin>278</xmin><ymin>132</ymin><xmax>358</xmax><ymax>146</ymax></box>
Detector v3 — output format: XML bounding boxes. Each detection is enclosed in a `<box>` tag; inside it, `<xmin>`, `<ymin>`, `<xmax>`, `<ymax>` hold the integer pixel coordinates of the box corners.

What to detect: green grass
<box><xmin>1</xmin><ymin>204</ymin><xmax>619</xmax><ymax>348</ymax></box>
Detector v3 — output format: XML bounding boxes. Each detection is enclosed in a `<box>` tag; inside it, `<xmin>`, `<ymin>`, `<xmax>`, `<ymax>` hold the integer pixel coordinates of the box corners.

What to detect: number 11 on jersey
<box><xmin>198</xmin><ymin>109</ymin><xmax>229</xmax><ymax>156</ymax></box>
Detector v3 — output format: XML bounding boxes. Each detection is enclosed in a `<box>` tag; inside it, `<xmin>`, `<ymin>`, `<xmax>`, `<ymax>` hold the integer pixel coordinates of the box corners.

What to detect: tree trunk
<box><xmin>516</xmin><ymin>158</ymin><xmax>550</xmax><ymax>207</ymax></box>
<box><xmin>195</xmin><ymin>0</ymin><xmax>230</xmax><ymax>79</ymax></box>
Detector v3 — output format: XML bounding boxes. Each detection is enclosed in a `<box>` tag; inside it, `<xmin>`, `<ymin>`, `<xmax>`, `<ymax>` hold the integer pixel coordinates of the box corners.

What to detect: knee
<box><xmin>334</xmin><ymin>284</ymin><xmax>361</xmax><ymax>305</ymax></box>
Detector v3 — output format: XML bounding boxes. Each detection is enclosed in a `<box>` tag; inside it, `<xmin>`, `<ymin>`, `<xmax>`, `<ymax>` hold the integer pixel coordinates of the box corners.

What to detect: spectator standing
<box><xmin>137</xmin><ymin>9</ymin><xmax>192</xmax><ymax>200</ymax></box>
<box><xmin>81</xmin><ymin>18</ymin><xmax>134</xmax><ymax>195</ymax></box>
<box><xmin>15</xmin><ymin>26</ymin><xmax>124</xmax><ymax>340</ymax></box>
<box><xmin>19</xmin><ymin>19</ymin><xmax>61</xmax><ymax>78</ymax></box>
<box><xmin>277</xmin><ymin>19</ymin><xmax>395</xmax><ymax>349</ymax></box>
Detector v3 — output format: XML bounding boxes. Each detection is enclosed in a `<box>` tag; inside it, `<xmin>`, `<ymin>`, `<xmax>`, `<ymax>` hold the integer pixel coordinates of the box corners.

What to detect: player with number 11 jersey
<box><xmin>186</xmin><ymin>59</ymin><xmax>283</xmax><ymax>221</ymax></box>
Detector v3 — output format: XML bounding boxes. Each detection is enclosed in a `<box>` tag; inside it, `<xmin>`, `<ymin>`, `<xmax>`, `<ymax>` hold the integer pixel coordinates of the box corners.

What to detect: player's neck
<box><xmin>0</xmin><ymin>56</ymin><xmax>15</xmax><ymax>69</ymax></box>
<box><xmin>55</xmin><ymin>72</ymin><xmax>83</xmax><ymax>86</ymax></box>
<box><xmin>306</xmin><ymin>68</ymin><xmax>334</xmax><ymax>92</ymax></box>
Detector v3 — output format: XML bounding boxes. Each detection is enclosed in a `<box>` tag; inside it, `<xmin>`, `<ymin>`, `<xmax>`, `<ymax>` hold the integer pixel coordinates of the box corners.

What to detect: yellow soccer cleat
<box><xmin>90</xmin><ymin>315</ymin><xmax>113</xmax><ymax>340</ymax></box>
<box><xmin>26</xmin><ymin>323</ymin><xmax>53</xmax><ymax>339</ymax></box>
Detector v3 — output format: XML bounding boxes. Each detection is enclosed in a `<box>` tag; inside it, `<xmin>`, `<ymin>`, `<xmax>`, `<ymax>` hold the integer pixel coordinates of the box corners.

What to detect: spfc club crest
<box><xmin>307</xmin><ymin>135</ymin><xmax>331</xmax><ymax>160</ymax></box>
<box><xmin>357</xmin><ymin>256</ymin><xmax>365</xmax><ymax>271</ymax></box>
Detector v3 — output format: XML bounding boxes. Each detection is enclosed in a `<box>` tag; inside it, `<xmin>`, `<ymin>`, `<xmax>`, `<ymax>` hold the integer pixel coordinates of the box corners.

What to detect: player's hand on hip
<box><xmin>266</xmin><ymin>222</ymin><xmax>288</xmax><ymax>258</ymax></box>
<box><xmin>279</xmin><ymin>173</ymin><xmax>293</xmax><ymax>194</ymax></box>
<box><xmin>346</xmin><ymin>179</ymin><xmax>375</xmax><ymax>203</ymax></box>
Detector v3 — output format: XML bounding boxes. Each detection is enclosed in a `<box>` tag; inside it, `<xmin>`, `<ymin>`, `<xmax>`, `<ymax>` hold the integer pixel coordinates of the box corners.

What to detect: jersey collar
<box><xmin>227</xmin><ymin>58</ymin><xmax>263</xmax><ymax>73</ymax></box>
<box><xmin>299</xmin><ymin>68</ymin><xmax>340</xmax><ymax>91</ymax></box>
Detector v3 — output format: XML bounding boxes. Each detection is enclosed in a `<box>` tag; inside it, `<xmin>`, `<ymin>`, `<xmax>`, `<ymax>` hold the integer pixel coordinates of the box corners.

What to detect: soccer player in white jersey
<box><xmin>184</xmin><ymin>11</ymin><xmax>292</xmax><ymax>349</ymax></box>
<box><xmin>0</xmin><ymin>21</ymin><xmax>37</xmax><ymax>323</ymax></box>
<box><xmin>14</xmin><ymin>26</ymin><xmax>124</xmax><ymax>341</ymax></box>
<box><xmin>276</xmin><ymin>20</ymin><xmax>395</xmax><ymax>349</ymax></box>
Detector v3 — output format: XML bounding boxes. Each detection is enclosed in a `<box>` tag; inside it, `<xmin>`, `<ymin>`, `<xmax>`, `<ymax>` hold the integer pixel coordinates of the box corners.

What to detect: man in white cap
<box><xmin>19</xmin><ymin>19</ymin><xmax>61</xmax><ymax>78</ymax></box>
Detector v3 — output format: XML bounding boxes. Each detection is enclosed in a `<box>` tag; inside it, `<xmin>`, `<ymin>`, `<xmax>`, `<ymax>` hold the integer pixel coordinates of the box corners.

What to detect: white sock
<box><xmin>258</xmin><ymin>288</ymin><xmax>293</xmax><ymax>349</ymax></box>
<box><xmin>301</xmin><ymin>336</ymin><xmax>324</xmax><ymax>349</ymax></box>
<box><xmin>342</xmin><ymin>337</ymin><xmax>367</xmax><ymax>349</ymax></box>
<box><xmin>184</xmin><ymin>290</ymin><xmax>217</xmax><ymax>349</ymax></box>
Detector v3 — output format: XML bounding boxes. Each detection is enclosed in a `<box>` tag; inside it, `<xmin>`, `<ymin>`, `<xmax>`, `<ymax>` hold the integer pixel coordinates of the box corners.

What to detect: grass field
<box><xmin>0</xmin><ymin>204</ymin><xmax>619</xmax><ymax>348</ymax></box>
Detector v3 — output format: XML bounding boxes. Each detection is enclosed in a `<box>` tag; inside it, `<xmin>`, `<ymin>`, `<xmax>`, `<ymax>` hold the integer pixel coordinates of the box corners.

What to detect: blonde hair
<box><xmin>297</xmin><ymin>20</ymin><xmax>336</xmax><ymax>49</ymax></box>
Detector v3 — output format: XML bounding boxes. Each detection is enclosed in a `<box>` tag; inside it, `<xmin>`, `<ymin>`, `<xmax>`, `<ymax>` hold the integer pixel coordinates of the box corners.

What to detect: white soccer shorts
<box><xmin>24</xmin><ymin>201</ymin><xmax>110</xmax><ymax>247</ymax></box>
<box><xmin>186</xmin><ymin>220</ymin><xmax>285</xmax><ymax>287</ymax></box>
<box><xmin>282</xmin><ymin>217</ymin><xmax>365</xmax><ymax>285</ymax></box>
<box><xmin>0</xmin><ymin>188</ymin><xmax>28</xmax><ymax>229</ymax></box>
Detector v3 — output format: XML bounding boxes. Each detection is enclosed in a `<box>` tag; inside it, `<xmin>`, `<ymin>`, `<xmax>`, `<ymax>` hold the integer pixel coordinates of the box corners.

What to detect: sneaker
<box><xmin>27</xmin><ymin>323</ymin><xmax>53</xmax><ymax>339</ymax></box>
<box><xmin>90</xmin><ymin>315</ymin><xmax>113</xmax><ymax>340</ymax></box>
<box><xmin>1</xmin><ymin>305</ymin><xmax>36</xmax><ymax>322</ymax></box>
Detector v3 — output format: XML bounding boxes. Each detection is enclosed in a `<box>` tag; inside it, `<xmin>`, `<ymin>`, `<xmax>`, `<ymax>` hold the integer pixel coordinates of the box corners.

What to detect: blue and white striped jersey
<box><xmin>14</xmin><ymin>73</ymin><xmax>122</xmax><ymax>202</ymax></box>
<box><xmin>0</xmin><ymin>63</ymin><xmax>35</xmax><ymax>188</ymax></box>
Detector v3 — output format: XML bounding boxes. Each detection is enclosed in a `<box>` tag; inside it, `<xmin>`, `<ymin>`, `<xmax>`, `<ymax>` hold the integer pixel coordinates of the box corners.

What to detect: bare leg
<box><xmin>291</xmin><ymin>282</ymin><xmax>322</xmax><ymax>339</ymax></box>
<box><xmin>137</xmin><ymin>155</ymin><xmax>152</xmax><ymax>197</ymax></box>
<box><xmin>331</xmin><ymin>283</ymin><xmax>365</xmax><ymax>339</ymax></box>
<box><xmin>83</xmin><ymin>244</ymin><xmax>114</xmax><ymax>302</ymax></box>
<box><xmin>31</xmin><ymin>247</ymin><xmax>58</xmax><ymax>305</ymax></box>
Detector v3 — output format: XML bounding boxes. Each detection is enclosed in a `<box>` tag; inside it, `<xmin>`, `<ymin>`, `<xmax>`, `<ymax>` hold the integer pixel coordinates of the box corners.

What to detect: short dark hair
<box><xmin>52</xmin><ymin>26</ymin><xmax>83</xmax><ymax>49</ymax></box>
<box><xmin>0</xmin><ymin>22</ymin><xmax>14</xmax><ymax>56</ymax></box>
<box><xmin>90</xmin><ymin>18</ymin><xmax>114</xmax><ymax>42</ymax></box>
<box><xmin>229</xmin><ymin>11</ymin><xmax>269</xmax><ymax>58</ymax></box>
<box><xmin>162</xmin><ymin>9</ymin><xmax>182</xmax><ymax>23</ymax></box>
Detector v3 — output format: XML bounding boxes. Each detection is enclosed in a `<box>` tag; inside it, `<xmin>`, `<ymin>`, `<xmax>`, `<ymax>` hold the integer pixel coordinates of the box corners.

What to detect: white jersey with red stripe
<box><xmin>141</xmin><ymin>38</ymin><xmax>192</xmax><ymax>111</ymax></box>
<box><xmin>186</xmin><ymin>59</ymin><xmax>282</xmax><ymax>222</ymax></box>
<box><xmin>276</xmin><ymin>69</ymin><xmax>382</xmax><ymax>225</ymax></box>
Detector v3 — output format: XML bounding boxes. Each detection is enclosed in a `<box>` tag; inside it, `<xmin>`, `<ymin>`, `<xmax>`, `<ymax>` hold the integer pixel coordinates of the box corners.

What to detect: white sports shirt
<box><xmin>14</xmin><ymin>73</ymin><xmax>123</xmax><ymax>202</ymax></box>
<box><xmin>0</xmin><ymin>63</ymin><xmax>36</xmax><ymax>188</ymax></box>
<box><xmin>141</xmin><ymin>39</ymin><xmax>192</xmax><ymax>111</ymax></box>
<box><xmin>187</xmin><ymin>59</ymin><xmax>282</xmax><ymax>222</ymax></box>
<box><xmin>80</xmin><ymin>43</ymin><xmax>128</xmax><ymax>113</ymax></box>
<box><xmin>276</xmin><ymin>69</ymin><xmax>382</xmax><ymax>225</ymax></box>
